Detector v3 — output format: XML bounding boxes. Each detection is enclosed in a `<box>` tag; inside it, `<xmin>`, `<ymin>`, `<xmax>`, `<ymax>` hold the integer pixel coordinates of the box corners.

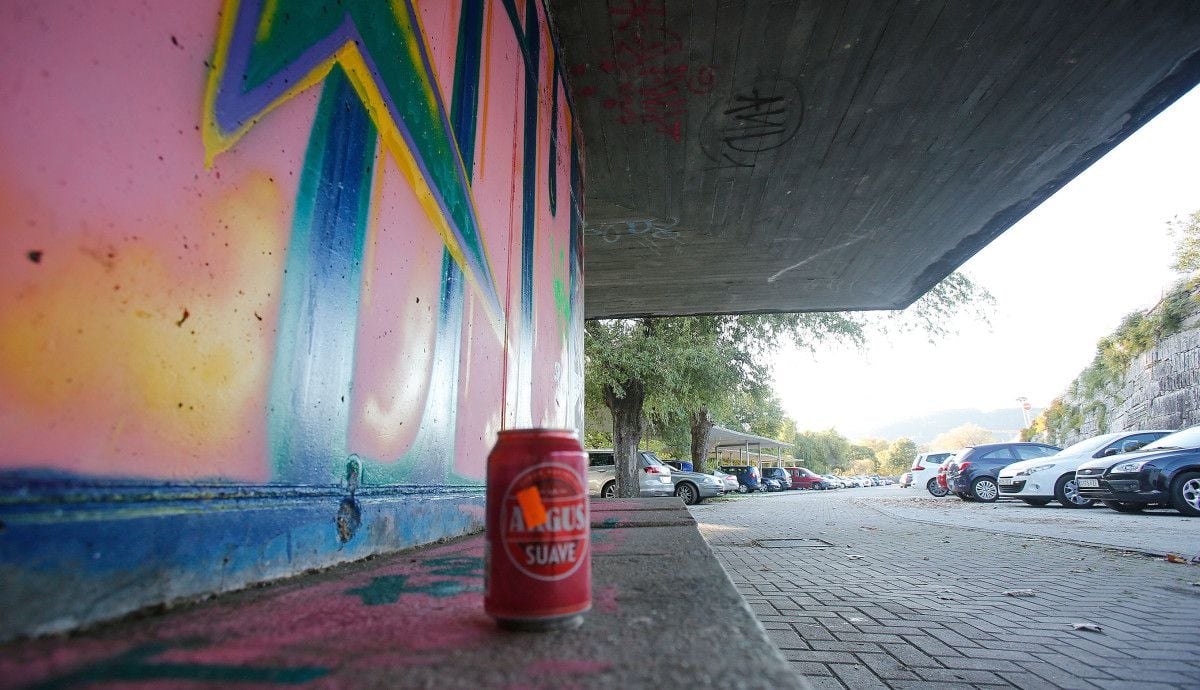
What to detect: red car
<box><xmin>785</xmin><ymin>467</ymin><xmax>829</xmax><ymax>490</ymax></box>
<box><xmin>936</xmin><ymin>463</ymin><xmax>950</xmax><ymax>491</ymax></box>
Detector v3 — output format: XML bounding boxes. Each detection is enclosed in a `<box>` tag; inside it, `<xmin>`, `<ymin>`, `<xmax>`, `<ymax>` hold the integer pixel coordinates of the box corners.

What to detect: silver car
<box><xmin>660</xmin><ymin>459</ymin><xmax>725</xmax><ymax>504</ymax></box>
<box><xmin>712</xmin><ymin>469</ymin><xmax>740</xmax><ymax>493</ymax></box>
<box><xmin>587</xmin><ymin>449</ymin><xmax>674</xmax><ymax>498</ymax></box>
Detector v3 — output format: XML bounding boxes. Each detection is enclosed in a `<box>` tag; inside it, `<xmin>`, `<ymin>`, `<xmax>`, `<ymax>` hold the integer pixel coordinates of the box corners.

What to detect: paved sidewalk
<box><xmin>694</xmin><ymin>490</ymin><xmax>1200</xmax><ymax>689</ymax></box>
<box><xmin>1</xmin><ymin>498</ymin><xmax>801</xmax><ymax>690</ymax></box>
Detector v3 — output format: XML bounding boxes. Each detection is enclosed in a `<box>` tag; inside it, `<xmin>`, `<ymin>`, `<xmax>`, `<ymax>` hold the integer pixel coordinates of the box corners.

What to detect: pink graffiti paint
<box><xmin>0</xmin><ymin>0</ymin><xmax>583</xmax><ymax>485</ymax></box>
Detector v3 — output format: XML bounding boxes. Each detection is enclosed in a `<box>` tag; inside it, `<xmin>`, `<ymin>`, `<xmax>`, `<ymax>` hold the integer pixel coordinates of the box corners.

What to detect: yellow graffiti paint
<box><xmin>0</xmin><ymin>175</ymin><xmax>286</xmax><ymax>477</ymax></box>
<box><xmin>202</xmin><ymin>0</ymin><xmax>502</xmax><ymax>329</ymax></box>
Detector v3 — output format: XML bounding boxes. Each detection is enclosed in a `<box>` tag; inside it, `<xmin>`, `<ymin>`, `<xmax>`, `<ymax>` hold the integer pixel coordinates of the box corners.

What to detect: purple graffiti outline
<box><xmin>208</xmin><ymin>0</ymin><xmax>502</xmax><ymax>318</ymax></box>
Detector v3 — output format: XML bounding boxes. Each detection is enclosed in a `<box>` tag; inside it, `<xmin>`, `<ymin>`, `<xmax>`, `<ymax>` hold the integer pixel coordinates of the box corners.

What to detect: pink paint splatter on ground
<box><xmin>527</xmin><ymin>659</ymin><xmax>612</xmax><ymax>675</ymax></box>
<box><xmin>594</xmin><ymin>584</ymin><xmax>620</xmax><ymax>614</ymax></box>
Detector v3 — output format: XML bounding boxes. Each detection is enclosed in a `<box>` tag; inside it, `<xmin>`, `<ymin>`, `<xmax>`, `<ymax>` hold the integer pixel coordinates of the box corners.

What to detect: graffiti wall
<box><xmin>0</xmin><ymin>0</ymin><xmax>583</xmax><ymax>637</ymax></box>
<box><xmin>0</xmin><ymin>0</ymin><xmax>583</xmax><ymax>485</ymax></box>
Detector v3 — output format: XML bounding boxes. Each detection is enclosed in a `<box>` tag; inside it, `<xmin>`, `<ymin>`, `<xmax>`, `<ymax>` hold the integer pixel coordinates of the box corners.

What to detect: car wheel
<box><xmin>1170</xmin><ymin>471</ymin><xmax>1200</xmax><ymax>517</ymax></box>
<box><xmin>675</xmin><ymin>482</ymin><xmax>699</xmax><ymax>506</ymax></box>
<box><xmin>1102</xmin><ymin>500</ymin><xmax>1145</xmax><ymax>513</ymax></box>
<box><xmin>601</xmin><ymin>481</ymin><xmax>617</xmax><ymax>498</ymax></box>
<box><xmin>1021</xmin><ymin>498</ymin><xmax>1052</xmax><ymax>507</ymax></box>
<box><xmin>926</xmin><ymin>478</ymin><xmax>948</xmax><ymax>497</ymax></box>
<box><xmin>971</xmin><ymin>477</ymin><xmax>999</xmax><ymax>503</ymax></box>
<box><xmin>1054</xmin><ymin>473</ymin><xmax>1095</xmax><ymax>509</ymax></box>
<box><xmin>737</xmin><ymin>484</ymin><xmax>748</xmax><ymax>494</ymax></box>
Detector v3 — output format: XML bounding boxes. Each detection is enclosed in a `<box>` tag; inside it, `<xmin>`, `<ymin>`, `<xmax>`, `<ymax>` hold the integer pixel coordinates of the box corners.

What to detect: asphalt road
<box><xmin>693</xmin><ymin>486</ymin><xmax>1200</xmax><ymax>689</ymax></box>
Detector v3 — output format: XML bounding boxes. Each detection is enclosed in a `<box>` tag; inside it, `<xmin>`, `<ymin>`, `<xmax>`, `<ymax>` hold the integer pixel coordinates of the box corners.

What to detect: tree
<box><xmin>792</xmin><ymin>428</ymin><xmax>855</xmax><ymax>473</ymax></box>
<box><xmin>878</xmin><ymin>438</ymin><xmax>919</xmax><ymax>476</ymax></box>
<box><xmin>586</xmin><ymin>318</ymin><xmax>749</xmax><ymax>496</ymax></box>
<box><xmin>929</xmin><ymin>423</ymin><xmax>995</xmax><ymax>451</ymax></box>
<box><xmin>1168</xmin><ymin>209</ymin><xmax>1200</xmax><ymax>275</ymax></box>
<box><xmin>586</xmin><ymin>272</ymin><xmax>992</xmax><ymax>496</ymax></box>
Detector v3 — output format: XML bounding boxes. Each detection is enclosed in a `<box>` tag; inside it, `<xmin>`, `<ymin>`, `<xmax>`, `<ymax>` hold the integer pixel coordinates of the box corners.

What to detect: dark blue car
<box><xmin>1075</xmin><ymin>425</ymin><xmax>1200</xmax><ymax>516</ymax></box>
<box><xmin>718</xmin><ymin>465</ymin><xmax>762</xmax><ymax>493</ymax></box>
<box><xmin>945</xmin><ymin>442</ymin><xmax>1061</xmax><ymax>502</ymax></box>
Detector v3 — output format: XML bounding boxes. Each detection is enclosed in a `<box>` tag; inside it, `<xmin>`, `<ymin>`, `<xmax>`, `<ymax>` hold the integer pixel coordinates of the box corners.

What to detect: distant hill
<box><xmin>858</xmin><ymin>407</ymin><xmax>1042</xmax><ymax>445</ymax></box>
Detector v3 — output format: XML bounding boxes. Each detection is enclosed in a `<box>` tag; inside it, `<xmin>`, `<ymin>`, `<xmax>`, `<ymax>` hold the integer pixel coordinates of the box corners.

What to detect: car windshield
<box><xmin>1055</xmin><ymin>434</ymin><xmax>1120</xmax><ymax>457</ymax></box>
<box><xmin>1142</xmin><ymin>425</ymin><xmax>1200</xmax><ymax>451</ymax></box>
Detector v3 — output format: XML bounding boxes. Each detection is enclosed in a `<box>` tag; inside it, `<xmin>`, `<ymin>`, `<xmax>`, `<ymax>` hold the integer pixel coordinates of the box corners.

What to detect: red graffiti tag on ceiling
<box><xmin>572</xmin><ymin>0</ymin><xmax>715</xmax><ymax>143</ymax></box>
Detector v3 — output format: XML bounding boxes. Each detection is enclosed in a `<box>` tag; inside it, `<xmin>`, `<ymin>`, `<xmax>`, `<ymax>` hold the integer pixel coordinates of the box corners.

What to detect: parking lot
<box><xmin>694</xmin><ymin>486</ymin><xmax>1200</xmax><ymax>689</ymax></box>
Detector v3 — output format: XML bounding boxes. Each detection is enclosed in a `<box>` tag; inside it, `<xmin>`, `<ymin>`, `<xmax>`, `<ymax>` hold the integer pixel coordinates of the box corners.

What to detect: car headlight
<box><xmin>1016</xmin><ymin>464</ymin><xmax>1055</xmax><ymax>477</ymax></box>
<box><xmin>1111</xmin><ymin>460</ymin><xmax>1148</xmax><ymax>474</ymax></box>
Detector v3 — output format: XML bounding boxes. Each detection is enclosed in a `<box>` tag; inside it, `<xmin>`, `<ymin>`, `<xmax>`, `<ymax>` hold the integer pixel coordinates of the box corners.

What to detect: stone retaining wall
<box><xmin>1057</xmin><ymin>303</ymin><xmax>1200</xmax><ymax>445</ymax></box>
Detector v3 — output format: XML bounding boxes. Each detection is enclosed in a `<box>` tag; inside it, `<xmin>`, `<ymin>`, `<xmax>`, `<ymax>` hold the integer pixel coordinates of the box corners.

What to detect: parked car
<box><xmin>664</xmin><ymin>463</ymin><xmax>726</xmax><ymax>505</ymax></box>
<box><xmin>944</xmin><ymin>442</ymin><xmax>1062</xmax><ymax>502</ymax></box>
<box><xmin>899</xmin><ymin>472</ymin><xmax>913</xmax><ymax>488</ymax></box>
<box><xmin>785</xmin><ymin>467</ymin><xmax>829</xmax><ymax>490</ymax></box>
<box><xmin>712</xmin><ymin>469</ymin><xmax>740</xmax><ymax>493</ymax></box>
<box><xmin>719</xmin><ymin>465</ymin><xmax>762</xmax><ymax>493</ymax></box>
<box><xmin>822</xmin><ymin>474</ymin><xmax>842</xmax><ymax>489</ymax></box>
<box><xmin>587</xmin><ymin>449</ymin><xmax>674</xmax><ymax>498</ymax></box>
<box><xmin>1076</xmin><ymin>425</ymin><xmax>1200</xmax><ymax>516</ymax></box>
<box><xmin>762</xmin><ymin>476</ymin><xmax>784</xmax><ymax>492</ymax></box>
<box><xmin>910</xmin><ymin>452</ymin><xmax>954</xmax><ymax>497</ymax></box>
<box><xmin>998</xmin><ymin>430</ymin><xmax>1173</xmax><ymax>508</ymax></box>
<box><xmin>761</xmin><ymin>467</ymin><xmax>793</xmax><ymax>491</ymax></box>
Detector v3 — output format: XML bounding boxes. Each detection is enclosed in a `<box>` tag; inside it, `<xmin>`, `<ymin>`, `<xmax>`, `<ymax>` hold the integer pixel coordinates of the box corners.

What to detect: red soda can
<box><xmin>485</xmin><ymin>429</ymin><xmax>591</xmax><ymax>631</ymax></box>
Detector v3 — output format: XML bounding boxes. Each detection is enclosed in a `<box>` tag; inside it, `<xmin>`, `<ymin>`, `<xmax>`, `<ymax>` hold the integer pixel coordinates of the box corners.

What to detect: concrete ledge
<box><xmin>2</xmin><ymin>497</ymin><xmax>803</xmax><ymax>689</ymax></box>
<box><xmin>0</xmin><ymin>477</ymin><xmax>487</xmax><ymax>641</ymax></box>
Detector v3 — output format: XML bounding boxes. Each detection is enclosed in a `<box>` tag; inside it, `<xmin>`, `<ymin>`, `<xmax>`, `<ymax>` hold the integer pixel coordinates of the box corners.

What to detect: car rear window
<box><xmin>640</xmin><ymin>452</ymin><xmax>665</xmax><ymax>466</ymax></box>
<box><xmin>979</xmin><ymin>448</ymin><xmax>1017</xmax><ymax>461</ymax></box>
<box><xmin>588</xmin><ymin>453</ymin><xmax>614</xmax><ymax>467</ymax></box>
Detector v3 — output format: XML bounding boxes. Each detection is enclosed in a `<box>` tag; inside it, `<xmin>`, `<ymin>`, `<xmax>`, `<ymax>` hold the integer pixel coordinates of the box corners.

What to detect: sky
<box><xmin>775</xmin><ymin>86</ymin><xmax>1200</xmax><ymax>440</ymax></box>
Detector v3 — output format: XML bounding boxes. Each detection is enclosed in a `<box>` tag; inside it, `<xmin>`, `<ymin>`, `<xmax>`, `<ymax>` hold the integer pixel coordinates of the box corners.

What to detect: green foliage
<box><xmin>1169</xmin><ymin>209</ymin><xmax>1200</xmax><ymax>275</ymax></box>
<box><xmin>792</xmin><ymin>429</ymin><xmax>857</xmax><ymax>473</ymax></box>
<box><xmin>584</xmin><ymin>272</ymin><xmax>992</xmax><ymax>477</ymax></box>
<box><xmin>877</xmin><ymin>438</ymin><xmax>918</xmax><ymax>476</ymax></box>
<box><xmin>1026</xmin><ymin>279</ymin><xmax>1197</xmax><ymax>444</ymax></box>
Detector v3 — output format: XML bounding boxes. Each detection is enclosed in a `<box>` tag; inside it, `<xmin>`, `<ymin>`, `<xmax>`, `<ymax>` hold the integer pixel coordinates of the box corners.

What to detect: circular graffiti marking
<box><xmin>700</xmin><ymin>77</ymin><xmax>804</xmax><ymax>169</ymax></box>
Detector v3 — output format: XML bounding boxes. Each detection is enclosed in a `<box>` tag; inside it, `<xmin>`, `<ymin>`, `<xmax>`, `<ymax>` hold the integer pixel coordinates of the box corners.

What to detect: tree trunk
<box><xmin>604</xmin><ymin>380</ymin><xmax>646</xmax><ymax>498</ymax></box>
<box><xmin>690</xmin><ymin>407</ymin><xmax>715</xmax><ymax>471</ymax></box>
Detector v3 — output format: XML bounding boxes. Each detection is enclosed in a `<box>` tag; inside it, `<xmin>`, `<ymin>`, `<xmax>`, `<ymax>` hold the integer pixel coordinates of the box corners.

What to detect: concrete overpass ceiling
<box><xmin>550</xmin><ymin>0</ymin><xmax>1200</xmax><ymax>319</ymax></box>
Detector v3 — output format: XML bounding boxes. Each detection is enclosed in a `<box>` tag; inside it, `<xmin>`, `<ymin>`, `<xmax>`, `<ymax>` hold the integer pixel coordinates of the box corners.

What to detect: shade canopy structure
<box><xmin>708</xmin><ymin>425</ymin><xmax>793</xmax><ymax>468</ymax></box>
<box><xmin>551</xmin><ymin>0</ymin><xmax>1200</xmax><ymax>318</ymax></box>
<box><xmin>709</xmin><ymin>425</ymin><xmax>793</xmax><ymax>451</ymax></box>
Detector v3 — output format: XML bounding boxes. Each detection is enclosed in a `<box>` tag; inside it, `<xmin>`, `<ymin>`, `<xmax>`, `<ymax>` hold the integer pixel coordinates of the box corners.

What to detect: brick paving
<box><xmin>693</xmin><ymin>490</ymin><xmax>1200</xmax><ymax>689</ymax></box>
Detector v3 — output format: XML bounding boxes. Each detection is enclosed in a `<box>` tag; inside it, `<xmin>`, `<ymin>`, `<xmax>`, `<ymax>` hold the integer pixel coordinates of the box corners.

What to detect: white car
<box><xmin>712</xmin><ymin>469</ymin><xmax>740</xmax><ymax>493</ymax></box>
<box><xmin>909</xmin><ymin>452</ymin><xmax>954</xmax><ymax>497</ymax></box>
<box><xmin>997</xmin><ymin>430</ymin><xmax>1173</xmax><ymax>507</ymax></box>
<box><xmin>587</xmin><ymin>449</ymin><xmax>674</xmax><ymax>498</ymax></box>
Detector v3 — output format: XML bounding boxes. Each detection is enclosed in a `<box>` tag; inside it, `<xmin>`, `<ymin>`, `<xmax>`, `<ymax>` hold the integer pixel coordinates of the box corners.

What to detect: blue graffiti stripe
<box><xmin>517</xmin><ymin>0</ymin><xmax>541</xmax><ymax>425</ymax></box>
<box><xmin>208</xmin><ymin>0</ymin><xmax>503</xmax><ymax>320</ymax></box>
<box><xmin>357</xmin><ymin>0</ymin><xmax>487</xmax><ymax>485</ymax></box>
<box><xmin>268</xmin><ymin>66</ymin><xmax>375</xmax><ymax>482</ymax></box>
